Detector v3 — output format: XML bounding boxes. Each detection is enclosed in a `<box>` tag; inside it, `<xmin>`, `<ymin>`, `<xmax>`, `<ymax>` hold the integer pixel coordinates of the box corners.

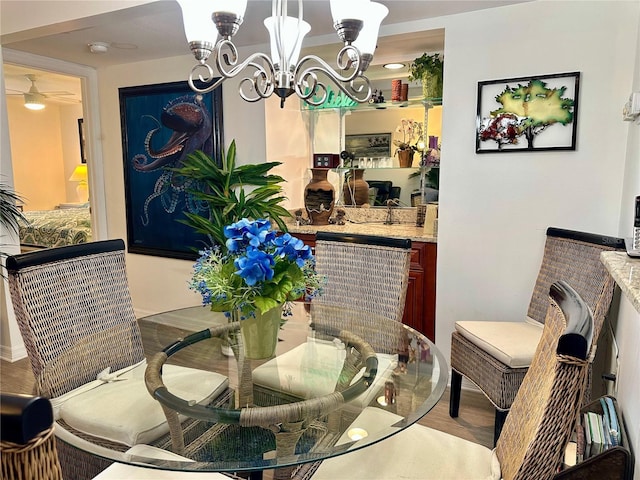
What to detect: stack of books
<box><xmin>574</xmin><ymin>397</ymin><xmax>622</xmax><ymax>462</ymax></box>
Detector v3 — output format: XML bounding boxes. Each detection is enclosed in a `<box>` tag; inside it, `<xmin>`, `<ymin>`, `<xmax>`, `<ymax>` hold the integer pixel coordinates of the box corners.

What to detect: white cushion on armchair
<box><xmin>52</xmin><ymin>361</ymin><xmax>229</xmax><ymax>446</ymax></box>
<box><xmin>311</xmin><ymin>407</ymin><xmax>500</xmax><ymax>480</ymax></box>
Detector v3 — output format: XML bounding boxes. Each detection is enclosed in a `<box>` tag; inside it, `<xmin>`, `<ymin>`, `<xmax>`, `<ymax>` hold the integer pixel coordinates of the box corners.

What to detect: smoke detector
<box><xmin>88</xmin><ymin>42</ymin><xmax>109</xmax><ymax>54</ymax></box>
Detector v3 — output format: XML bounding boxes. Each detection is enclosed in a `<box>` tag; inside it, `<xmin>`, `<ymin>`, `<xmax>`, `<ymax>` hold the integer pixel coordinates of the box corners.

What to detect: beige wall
<box><xmin>6</xmin><ymin>96</ymin><xmax>83</xmax><ymax>210</ymax></box>
<box><xmin>97</xmin><ymin>50</ymin><xmax>267</xmax><ymax>317</ymax></box>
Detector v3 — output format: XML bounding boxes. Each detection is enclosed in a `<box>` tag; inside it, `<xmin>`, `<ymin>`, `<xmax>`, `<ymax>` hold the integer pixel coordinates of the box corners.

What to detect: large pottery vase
<box><xmin>304</xmin><ymin>168</ymin><xmax>335</xmax><ymax>225</ymax></box>
<box><xmin>239</xmin><ymin>305</ymin><xmax>282</xmax><ymax>360</ymax></box>
<box><xmin>342</xmin><ymin>169</ymin><xmax>370</xmax><ymax>206</ymax></box>
<box><xmin>397</xmin><ymin>149</ymin><xmax>415</xmax><ymax>168</ymax></box>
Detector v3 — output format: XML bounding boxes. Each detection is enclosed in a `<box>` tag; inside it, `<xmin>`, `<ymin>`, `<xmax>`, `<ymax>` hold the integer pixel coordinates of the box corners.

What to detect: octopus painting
<box><xmin>131</xmin><ymin>94</ymin><xmax>213</xmax><ymax>226</ymax></box>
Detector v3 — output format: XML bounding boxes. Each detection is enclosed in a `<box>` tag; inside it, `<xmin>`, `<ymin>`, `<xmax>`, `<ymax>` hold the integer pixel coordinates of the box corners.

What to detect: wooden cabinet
<box><xmin>295</xmin><ymin>233</ymin><xmax>437</xmax><ymax>342</ymax></box>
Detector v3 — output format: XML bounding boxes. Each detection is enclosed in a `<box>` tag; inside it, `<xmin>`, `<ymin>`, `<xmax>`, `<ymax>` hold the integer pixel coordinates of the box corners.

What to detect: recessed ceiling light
<box><xmin>88</xmin><ymin>42</ymin><xmax>109</xmax><ymax>54</ymax></box>
<box><xmin>383</xmin><ymin>63</ymin><xmax>405</xmax><ymax>70</ymax></box>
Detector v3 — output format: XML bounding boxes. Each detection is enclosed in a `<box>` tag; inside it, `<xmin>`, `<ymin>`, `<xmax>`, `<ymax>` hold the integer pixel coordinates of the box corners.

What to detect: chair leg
<box><xmin>494</xmin><ymin>409</ymin><xmax>508</xmax><ymax>446</ymax></box>
<box><xmin>449</xmin><ymin>370</ymin><xmax>462</xmax><ymax>418</ymax></box>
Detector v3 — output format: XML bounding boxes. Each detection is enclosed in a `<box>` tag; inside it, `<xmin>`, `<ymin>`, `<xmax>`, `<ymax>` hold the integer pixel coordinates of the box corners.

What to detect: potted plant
<box><xmin>393</xmin><ymin>119</ymin><xmax>423</xmax><ymax>167</ymax></box>
<box><xmin>174</xmin><ymin>140</ymin><xmax>292</xmax><ymax>250</ymax></box>
<box><xmin>408</xmin><ymin>52</ymin><xmax>444</xmax><ymax>100</ymax></box>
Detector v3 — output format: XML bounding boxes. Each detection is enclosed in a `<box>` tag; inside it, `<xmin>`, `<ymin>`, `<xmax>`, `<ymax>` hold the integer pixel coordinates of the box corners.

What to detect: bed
<box><xmin>19</xmin><ymin>207</ymin><xmax>92</xmax><ymax>249</ymax></box>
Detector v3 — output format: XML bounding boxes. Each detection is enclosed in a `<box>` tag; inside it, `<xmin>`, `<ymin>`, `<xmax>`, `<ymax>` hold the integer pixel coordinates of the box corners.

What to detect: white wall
<box><xmin>97</xmin><ymin>49</ymin><xmax>267</xmax><ymax>316</ymax></box>
<box><xmin>612</xmin><ymin>6</ymin><xmax>640</xmax><ymax>477</ymax></box>
<box><xmin>434</xmin><ymin>0</ymin><xmax>636</xmax><ymax>354</ymax></box>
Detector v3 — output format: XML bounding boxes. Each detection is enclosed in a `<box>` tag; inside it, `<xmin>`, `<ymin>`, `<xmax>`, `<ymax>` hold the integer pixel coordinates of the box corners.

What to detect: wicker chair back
<box><xmin>527</xmin><ymin>229</ymin><xmax>623</xmax><ymax>352</ymax></box>
<box><xmin>312</xmin><ymin>232</ymin><xmax>412</xmax><ymax>354</ymax></box>
<box><xmin>6</xmin><ymin>240</ymin><xmax>144</xmax><ymax>398</ymax></box>
<box><xmin>497</xmin><ymin>281</ymin><xmax>592</xmax><ymax>480</ymax></box>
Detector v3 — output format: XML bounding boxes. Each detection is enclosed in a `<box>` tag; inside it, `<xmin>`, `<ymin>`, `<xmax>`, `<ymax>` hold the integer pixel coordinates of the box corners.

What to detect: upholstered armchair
<box><xmin>449</xmin><ymin>227</ymin><xmax>624</xmax><ymax>444</ymax></box>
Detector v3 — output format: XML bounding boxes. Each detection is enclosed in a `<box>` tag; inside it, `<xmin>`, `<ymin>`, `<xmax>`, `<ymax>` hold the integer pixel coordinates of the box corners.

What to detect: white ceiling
<box><xmin>2</xmin><ymin>0</ymin><xmax>531</xmax><ymax>103</ymax></box>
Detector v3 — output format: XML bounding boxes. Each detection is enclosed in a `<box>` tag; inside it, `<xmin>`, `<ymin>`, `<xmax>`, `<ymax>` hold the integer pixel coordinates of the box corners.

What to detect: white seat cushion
<box><xmin>252</xmin><ymin>339</ymin><xmax>397</xmax><ymax>408</ymax></box>
<box><xmin>92</xmin><ymin>444</ymin><xmax>231</xmax><ymax>479</ymax></box>
<box><xmin>455</xmin><ymin>319</ymin><xmax>543</xmax><ymax>368</ymax></box>
<box><xmin>53</xmin><ymin>361</ymin><xmax>228</xmax><ymax>446</ymax></box>
<box><xmin>312</xmin><ymin>407</ymin><xmax>500</xmax><ymax>480</ymax></box>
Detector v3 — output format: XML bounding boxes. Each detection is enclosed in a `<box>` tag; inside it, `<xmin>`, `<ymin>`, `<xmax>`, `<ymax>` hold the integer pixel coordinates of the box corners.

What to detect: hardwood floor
<box><xmin>0</xmin><ymin>356</ymin><xmax>495</xmax><ymax>449</ymax></box>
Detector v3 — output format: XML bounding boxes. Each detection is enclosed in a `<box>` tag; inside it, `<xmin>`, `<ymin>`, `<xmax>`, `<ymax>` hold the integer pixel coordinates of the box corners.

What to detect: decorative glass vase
<box><xmin>238</xmin><ymin>305</ymin><xmax>283</xmax><ymax>360</ymax></box>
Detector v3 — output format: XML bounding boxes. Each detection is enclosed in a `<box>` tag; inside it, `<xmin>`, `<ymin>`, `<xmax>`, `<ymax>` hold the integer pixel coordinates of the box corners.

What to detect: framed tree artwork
<box><xmin>119</xmin><ymin>80</ymin><xmax>224</xmax><ymax>260</ymax></box>
<box><xmin>476</xmin><ymin>72</ymin><xmax>580</xmax><ymax>153</ymax></box>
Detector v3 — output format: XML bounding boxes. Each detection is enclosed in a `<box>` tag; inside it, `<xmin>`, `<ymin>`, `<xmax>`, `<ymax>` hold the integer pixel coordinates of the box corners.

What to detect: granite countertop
<box><xmin>286</xmin><ymin>221</ymin><xmax>437</xmax><ymax>243</ymax></box>
<box><xmin>601</xmin><ymin>251</ymin><xmax>640</xmax><ymax>313</ymax></box>
<box><xmin>286</xmin><ymin>206</ymin><xmax>437</xmax><ymax>243</ymax></box>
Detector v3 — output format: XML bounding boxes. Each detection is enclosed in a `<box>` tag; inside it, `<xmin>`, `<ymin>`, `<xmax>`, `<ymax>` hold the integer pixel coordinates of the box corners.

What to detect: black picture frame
<box><xmin>119</xmin><ymin>80</ymin><xmax>224</xmax><ymax>260</ymax></box>
<box><xmin>77</xmin><ymin>118</ymin><xmax>87</xmax><ymax>163</ymax></box>
<box><xmin>345</xmin><ymin>133</ymin><xmax>392</xmax><ymax>158</ymax></box>
<box><xmin>476</xmin><ymin>72</ymin><xmax>580</xmax><ymax>153</ymax></box>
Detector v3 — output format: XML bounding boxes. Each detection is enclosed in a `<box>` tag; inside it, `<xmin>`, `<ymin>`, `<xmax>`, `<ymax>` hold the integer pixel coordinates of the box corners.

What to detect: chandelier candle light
<box><xmin>177</xmin><ymin>0</ymin><xmax>388</xmax><ymax>107</ymax></box>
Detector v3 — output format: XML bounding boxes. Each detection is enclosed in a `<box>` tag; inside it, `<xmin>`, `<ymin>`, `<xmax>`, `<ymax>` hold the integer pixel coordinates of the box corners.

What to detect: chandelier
<box><xmin>177</xmin><ymin>0</ymin><xmax>388</xmax><ymax>108</ymax></box>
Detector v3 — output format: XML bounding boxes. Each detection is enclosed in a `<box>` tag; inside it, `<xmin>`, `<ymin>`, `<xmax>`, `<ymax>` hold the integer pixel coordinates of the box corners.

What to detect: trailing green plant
<box><xmin>173</xmin><ymin>140</ymin><xmax>291</xmax><ymax>249</ymax></box>
<box><xmin>407</xmin><ymin>53</ymin><xmax>444</xmax><ymax>82</ymax></box>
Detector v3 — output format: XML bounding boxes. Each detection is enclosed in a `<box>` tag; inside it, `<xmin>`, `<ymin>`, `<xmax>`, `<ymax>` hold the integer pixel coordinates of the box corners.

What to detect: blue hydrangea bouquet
<box><xmin>190</xmin><ymin>218</ymin><xmax>324</xmax><ymax>319</ymax></box>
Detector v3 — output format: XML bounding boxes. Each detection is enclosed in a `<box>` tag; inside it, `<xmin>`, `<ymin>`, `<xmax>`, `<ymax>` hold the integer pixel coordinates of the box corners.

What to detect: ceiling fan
<box><xmin>5</xmin><ymin>74</ymin><xmax>80</xmax><ymax>110</ymax></box>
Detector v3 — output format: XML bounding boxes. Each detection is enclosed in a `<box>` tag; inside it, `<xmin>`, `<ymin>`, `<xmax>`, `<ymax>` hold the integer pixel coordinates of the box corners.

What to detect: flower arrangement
<box><xmin>190</xmin><ymin>218</ymin><xmax>324</xmax><ymax>318</ymax></box>
<box><xmin>393</xmin><ymin>118</ymin><xmax>424</xmax><ymax>153</ymax></box>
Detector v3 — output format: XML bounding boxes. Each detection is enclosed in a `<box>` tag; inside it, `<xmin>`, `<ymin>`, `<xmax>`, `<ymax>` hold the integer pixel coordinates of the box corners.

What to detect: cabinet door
<box><xmin>403</xmin><ymin>262</ymin><xmax>425</xmax><ymax>333</ymax></box>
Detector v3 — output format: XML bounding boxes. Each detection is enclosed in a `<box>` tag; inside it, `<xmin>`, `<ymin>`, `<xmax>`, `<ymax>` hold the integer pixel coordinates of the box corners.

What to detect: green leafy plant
<box><xmin>173</xmin><ymin>140</ymin><xmax>291</xmax><ymax>250</ymax></box>
<box><xmin>1</xmin><ymin>182</ymin><xmax>26</xmax><ymax>274</ymax></box>
<box><xmin>0</xmin><ymin>182</ymin><xmax>26</xmax><ymax>239</ymax></box>
<box><xmin>408</xmin><ymin>53</ymin><xmax>444</xmax><ymax>99</ymax></box>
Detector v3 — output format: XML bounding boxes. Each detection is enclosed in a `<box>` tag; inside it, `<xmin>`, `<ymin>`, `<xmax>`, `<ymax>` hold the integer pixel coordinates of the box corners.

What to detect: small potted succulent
<box><xmin>408</xmin><ymin>53</ymin><xmax>444</xmax><ymax>100</ymax></box>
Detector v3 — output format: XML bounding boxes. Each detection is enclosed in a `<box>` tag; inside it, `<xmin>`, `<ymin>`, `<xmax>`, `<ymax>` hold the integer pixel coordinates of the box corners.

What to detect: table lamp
<box><xmin>69</xmin><ymin>164</ymin><xmax>89</xmax><ymax>203</ymax></box>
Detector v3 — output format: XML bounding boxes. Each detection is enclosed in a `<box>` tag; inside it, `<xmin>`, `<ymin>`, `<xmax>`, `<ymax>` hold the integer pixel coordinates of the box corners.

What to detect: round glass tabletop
<box><xmin>61</xmin><ymin>302</ymin><xmax>447</xmax><ymax>476</ymax></box>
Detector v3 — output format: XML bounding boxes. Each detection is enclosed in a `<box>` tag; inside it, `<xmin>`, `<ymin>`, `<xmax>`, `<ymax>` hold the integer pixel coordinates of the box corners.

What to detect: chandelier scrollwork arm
<box><xmin>187</xmin><ymin>39</ymin><xmax>277</xmax><ymax>99</ymax></box>
<box><xmin>293</xmin><ymin>45</ymin><xmax>372</xmax><ymax>106</ymax></box>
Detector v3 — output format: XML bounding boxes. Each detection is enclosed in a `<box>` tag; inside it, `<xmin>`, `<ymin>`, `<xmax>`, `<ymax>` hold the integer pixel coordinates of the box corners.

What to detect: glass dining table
<box><xmin>68</xmin><ymin>302</ymin><xmax>447</xmax><ymax>479</ymax></box>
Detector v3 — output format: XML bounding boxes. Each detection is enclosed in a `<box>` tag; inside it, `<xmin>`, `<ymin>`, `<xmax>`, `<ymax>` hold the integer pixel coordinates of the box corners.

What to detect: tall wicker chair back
<box><xmin>6</xmin><ymin>240</ymin><xmax>230</xmax><ymax>480</ymax></box>
<box><xmin>313</xmin><ymin>232</ymin><xmax>412</xmax><ymax>321</ymax></box>
<box><xmin>1</xmin><ymin>394</ymin><xmax>63</xmax><ymax>480</ymax></box>
<box><xmin>449</xmin><ymin>227</ymin><xmax>624</xmax><ymax>445</ymax></box>
<box><xmin>311</xmin><ymin>232</ymin><xmax>412</xmax><ymax>354</ymax></box>
<box><xmin>495</xmin><ymin>281</ymin><xmax>592</xmax><ymax>479</ymax></box>
<box><xmin>310</xmin><ymin>281</ymin><xmax>593</xmax><ymax>480</ymax></box>
<box><xmin>7</xmin><ymin>240</ymin><xmax>144</xmax><ymax>398</ymax></box>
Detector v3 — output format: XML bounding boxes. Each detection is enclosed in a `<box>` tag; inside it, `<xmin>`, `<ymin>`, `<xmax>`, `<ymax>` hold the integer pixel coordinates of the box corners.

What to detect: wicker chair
<box><xmin>310</xmin><ymin>281</ymin><xmax>594</xmax><ymax>480</ymax></box>
<box><xmin>252</xmin><ymin>232</ymin><xmax>412</xmax><ymax>405</ymax></box>
<box><xmin>450</xmin><ymin>227</ymin><xmax>624</xmax><ymax>445</ymax></box>
<box><xmin>0</xmin><ymin>393</ymin><xmax>234</xmax><ymax>480</ymax></box>
<box><xmin>1</xmin><ymin>393</ymin><xmax>63</xmax><ymax>480</ymax></box>
<box><xmin>6</xmin><ymin>240</ymin><xmax>230</xmax><ymax>479</ymax></box>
